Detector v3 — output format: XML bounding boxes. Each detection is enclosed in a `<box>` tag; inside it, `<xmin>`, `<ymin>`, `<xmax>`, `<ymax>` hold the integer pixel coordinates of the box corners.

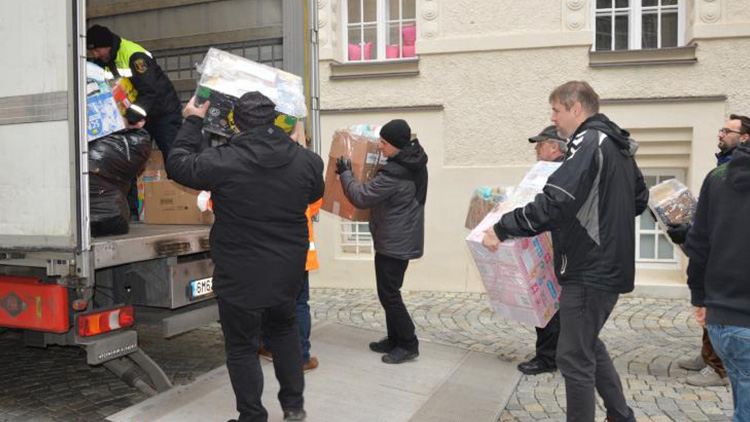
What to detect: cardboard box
<box><xmin>465</xmin><ymin>186</ymin><xmax>514</xmax><ymax>230</ymax></box>
<box><xmin>140</xmin><ymin>180</ymin><xmax>213</xmax><ymax>225</ymax></box>
<box><xmin>465</xmin><ymin>161</ymin><xmax>562</xmax><ymax>327</ymax></box>
<box><xmin>321</xmin><ymin>128</ymin><xmax>385</xmax><ymax>221</ymax></box>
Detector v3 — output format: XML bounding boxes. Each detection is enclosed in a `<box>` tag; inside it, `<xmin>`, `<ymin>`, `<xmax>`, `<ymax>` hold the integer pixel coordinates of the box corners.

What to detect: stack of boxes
<box><xmin>466</xmin><ymin>161</ymin><xmax>562</xmax><ymax>327</ymax></box>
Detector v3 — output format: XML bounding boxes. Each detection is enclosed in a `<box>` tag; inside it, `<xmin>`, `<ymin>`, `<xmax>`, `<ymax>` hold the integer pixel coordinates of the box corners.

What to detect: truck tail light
<box><xmin>77</xmin><ymin>306</ymin><xmax>134</xmax><ymax>337</ymax></box>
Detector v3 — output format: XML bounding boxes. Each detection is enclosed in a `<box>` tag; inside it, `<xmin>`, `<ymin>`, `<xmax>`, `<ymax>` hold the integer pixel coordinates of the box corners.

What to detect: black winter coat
<box><xmin>686</xmin><ymin>143</ymin><xmax>750</xmax><ymax>329</ymax></box>
<box><xmin>341</xmin><ymin>140</ymin><xmax>428</xmax><ymax>260</ymax></box>
<box><xmin>494</xmin><ymin>114</ymin><xmax>648</xmax><ymax>293</ymax></box>
<box><xmin>166</xmin><ymin>116</ymin><xmax>325</xmax><ymax>308</ymax></box>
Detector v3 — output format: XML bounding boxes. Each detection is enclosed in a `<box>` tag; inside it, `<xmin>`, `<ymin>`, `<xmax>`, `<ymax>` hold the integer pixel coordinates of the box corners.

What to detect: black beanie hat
<box><xmin>380</xmin><ymin>119</ymin><xmax>411</xmax><ymax>149</ymax></box>
<box><xmin>87</xmin><ymin>25</ymin><xmax>114</xmax><ymax>49</ymax></box>
<box><xmin>234</xmin><ymin>91</ymin><xmax>278</xmax><ymax>132</ymax></box>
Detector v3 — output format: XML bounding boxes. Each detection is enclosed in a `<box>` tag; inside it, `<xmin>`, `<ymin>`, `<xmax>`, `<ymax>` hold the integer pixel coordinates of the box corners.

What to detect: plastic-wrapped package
<box><xmin>465</xmin><ymin>186</ymin><xmax>514</xmax><ymax>230</ymax></box>
<box><xmin>86</xmin><ymin>62</ymin><xmax>126</xmax><ymax>141</ymax></box>
<box><xmin>648</xmin><ymin>179</ymin><xmax>697</xmax><ymax>227</ymax></box>
<box><xmin>194</xmin><ymin>48</ymin><xmax>307</xmax><ymax>138</ymax></box>
<box><xmin>89</xmin><ymin>129</ymin><xmax>152</xmax><ymax>237</ymax></box>
<box><xmin>465</xmin><ymin>161</ymin><xmax>562</xmax><ymax>327</ymax></box>
<box><xmin>321</xmin><ymin>126</ymin><xmax>384</xmax><ymax>221</ymax></box>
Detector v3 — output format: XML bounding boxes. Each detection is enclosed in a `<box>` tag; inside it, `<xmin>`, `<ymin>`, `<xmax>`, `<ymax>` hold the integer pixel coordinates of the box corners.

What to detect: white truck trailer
<box><xmin>0</xmin><ymin>0</ymin><xmax>320</xmax><ymax>395</ymax></box>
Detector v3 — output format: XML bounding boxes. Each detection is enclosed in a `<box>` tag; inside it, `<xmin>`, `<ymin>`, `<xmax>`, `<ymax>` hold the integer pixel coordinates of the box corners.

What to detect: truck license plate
<box><xmin>190</xmin><ymin>277</ymin><xmax>213</xmax><ymax>300</ymax></box>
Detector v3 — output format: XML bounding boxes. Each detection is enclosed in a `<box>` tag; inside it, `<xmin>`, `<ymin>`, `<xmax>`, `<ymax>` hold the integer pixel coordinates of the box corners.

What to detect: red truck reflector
<box><xmin>77</xmin><ymin>306</ymin><xmax>135</xmax><ymax>337</ymax></box>
<box><xmin>0</xmin><ymin>276</ymin><xmax>69</xmax><ymax>333</ymax></box>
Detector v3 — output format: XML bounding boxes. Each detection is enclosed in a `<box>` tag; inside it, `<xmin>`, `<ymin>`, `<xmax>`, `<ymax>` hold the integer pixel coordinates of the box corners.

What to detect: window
<box><xmin>636</xmin><ymin>170</ymin><xmax>684</xmax><ymax>268</ymax></box>
<box><xmin>342</xmin><ymin>0</ymin><xmax>417</xmax><ymax>62</ymax></box>
<box><xmin>341</xmin><ymin>222</ymin><xmax>374</xmax><ymax>255</ymax></box>
<box><xmin>594</xmin><ymin>0</ymin><xmax>684</xmax><ymax>51</ymax></box>
<box><xmin>151</xmin><ymin>38</ymin><xmax>284</xmax><ymax>103</ymax></box>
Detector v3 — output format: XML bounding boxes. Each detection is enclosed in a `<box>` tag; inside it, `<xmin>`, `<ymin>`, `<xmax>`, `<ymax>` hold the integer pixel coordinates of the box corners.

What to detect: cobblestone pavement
<box><xmin>0</xmin><ymin>289</ymin><xmax>733</xmax><ymax>422</ymax></box>
<box><xmin>307</xmin><ymin>289</ymin><xmax>733</xmax><ymax>422</ymax></box>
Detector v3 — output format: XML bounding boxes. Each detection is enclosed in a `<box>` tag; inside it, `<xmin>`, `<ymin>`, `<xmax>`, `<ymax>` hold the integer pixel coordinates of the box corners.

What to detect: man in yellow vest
<box><xmin>86</xmin><ymin>25</ymin><xmax>183</xmax><ymax>159</ymax></box>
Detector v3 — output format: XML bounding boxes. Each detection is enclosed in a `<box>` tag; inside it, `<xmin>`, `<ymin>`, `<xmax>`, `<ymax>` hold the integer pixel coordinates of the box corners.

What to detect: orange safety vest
<box><xmin>305</xmin><ymin>199</ymin><xmax>322</xmax><ymax>271</ymax></box>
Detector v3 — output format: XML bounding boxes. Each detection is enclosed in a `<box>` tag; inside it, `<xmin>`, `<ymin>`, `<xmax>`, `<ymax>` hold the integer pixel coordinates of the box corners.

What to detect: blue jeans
<box><xmin>262</xmin><ymin>273</ymin><xmax>312</xmax><ymax>363</ymax></box>
<box><xmin>295</xmin><ymin>273</ymin><xmax>311</xmax><ymax>363</ymax></box>
<box><xmin>708</xmin><ymin>324</ymin><xmax>750</xmax><ymax>422</ymax></box>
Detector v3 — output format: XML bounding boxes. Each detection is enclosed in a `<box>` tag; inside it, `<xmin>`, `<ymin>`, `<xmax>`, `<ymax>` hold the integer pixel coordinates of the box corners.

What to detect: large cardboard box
<box><xmin>140</xmin><ymin>180</ymin><xmax>213</xmax><ymax>225</ymax></box>
<box><xmin>466</xmin><ymin>161</ymin><xmax>562</xmax><ymax>327</ymax></box>
<box><xmin>322</xmin><ymin>127</ymin><xmax>384</xmax><ymax>221</ymax></box>
<box><xmin>137</xmin><ymin>150</ymin><xmax>212</xmax><ymax>225</ymax></box>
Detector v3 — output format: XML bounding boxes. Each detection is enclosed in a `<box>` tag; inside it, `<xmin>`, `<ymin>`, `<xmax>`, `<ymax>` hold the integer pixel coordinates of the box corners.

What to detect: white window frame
<box><xmin>340</xmin><ymin>221</ymin><xmax>374</xmax><ymax>255</ymax></box>
<box><xmin>592</xmin><ymin>0</ymin><xmax>685</xmax><ymax>52</ymax></box>
<box><xmin>341</xmin><ymin>0</ymin><xmax>417</xmax><ymax>62</ymax></box>
<box><xmin>635</xmin><ymin>169</ymin><xmax>685</xmax><ymax>269</ymax></box>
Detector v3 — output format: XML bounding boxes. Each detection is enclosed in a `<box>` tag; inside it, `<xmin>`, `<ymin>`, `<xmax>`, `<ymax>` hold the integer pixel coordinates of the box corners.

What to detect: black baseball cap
<box><xmin>528</xmin><ymin>125</ymin><xmax>566</xmax><ymax>143</ymax></box>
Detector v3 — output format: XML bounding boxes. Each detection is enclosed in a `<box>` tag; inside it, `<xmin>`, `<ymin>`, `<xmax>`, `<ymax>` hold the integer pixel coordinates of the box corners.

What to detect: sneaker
<box><xmin>382</xmin><ymin>347</ymin><xmax>419</xmax><ymax>364</ymax></box>
<box><xmin>369</xmin><ymin>337</ymin><xmax>397</xmax><ymax>354</ymax></box>
<box><xmin>677</xmin><ymin>353</ymin><xmax>705</xmax><ymax>371</ymax></box>
<box><xmin>258</xmin><ymin>344</ymin><xmax>273</xmax><ymax>362</ymax></box>
<box><xmin>303</xmin><ymin>356</ymin><xmax>319</xmax><ymax>373</ymax></box>
<box><xmin>283</xmin><ymin>408</ymin><xmax>307</xmax><ymax>421</ymax></box>
<box><xmin>686</xmin><ymin>366</ymin><xmax>729</xmax><ymax>387</ymax></box>
<box><xmin>517</xmin><ymin>357</ymin><xmax>557</xmax><ymax>375</ymax></box>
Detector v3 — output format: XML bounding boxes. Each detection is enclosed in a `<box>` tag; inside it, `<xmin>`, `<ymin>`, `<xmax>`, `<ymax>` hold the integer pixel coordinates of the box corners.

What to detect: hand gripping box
<box><xmin>466</xmin><ymin>161</ymin><xmax>562</xmax><ymax>327</ymax></box>
<box><xmin>322</xmin><ymin>126</ymin><xmax>385</xmax><ymax>221</ymax></box>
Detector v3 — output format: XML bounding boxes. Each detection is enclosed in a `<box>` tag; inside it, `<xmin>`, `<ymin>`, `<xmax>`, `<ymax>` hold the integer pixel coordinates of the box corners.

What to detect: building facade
<box><xmin>313</xmin><ymin>0</ymin><xmax>750</xmax><ymax>295</ymax></box>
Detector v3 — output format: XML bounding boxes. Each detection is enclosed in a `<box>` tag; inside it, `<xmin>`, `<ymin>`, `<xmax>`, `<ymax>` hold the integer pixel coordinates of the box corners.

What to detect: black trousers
<box><xmin>374</xmin><ymin>253</ymin><xmax>418</xmax><ymax>352</ymax></box>
<box><xmin>556</xmin><ymin>285</ymin><xmax>635</xmax><ymax>422</ymax></box>
<box><xmin>128</xmin><ymin>111</ymin><xmax>183</xmax><ymax>215</ymax></box>
<box><xmin>217</xmin><ymin>297</ymin><xmax>304</xmax><ymax>422</ymax></box>
<box><xmin>534</xmin><ymin>311</ymin><xmax>560</xmax><ymax>366</ymax></box>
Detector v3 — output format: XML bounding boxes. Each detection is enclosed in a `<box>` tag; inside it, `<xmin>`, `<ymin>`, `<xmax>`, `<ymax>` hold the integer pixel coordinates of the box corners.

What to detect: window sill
<box><xmin>589</xmin><ymin>44</ymin><xmax>697</xmax><ymax>68</ymax></box>
<box><xmin>329</xmin><ymin>58</ymin><xmax>420</xmax><ymax>80</ymax></box>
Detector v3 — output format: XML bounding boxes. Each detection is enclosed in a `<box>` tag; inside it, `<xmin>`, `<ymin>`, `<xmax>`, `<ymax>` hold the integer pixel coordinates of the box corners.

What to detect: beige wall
<box><xmin>310</xmin><ymin>0</ymin><xmax>750</xmax><ymax>292</ymax></box>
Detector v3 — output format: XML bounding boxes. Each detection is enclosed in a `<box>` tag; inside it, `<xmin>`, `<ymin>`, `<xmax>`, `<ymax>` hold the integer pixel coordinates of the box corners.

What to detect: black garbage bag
<box><xmin>89</xmin><ymin>129</ymin><xmax>152</xmax><ymax>237</ymax></box>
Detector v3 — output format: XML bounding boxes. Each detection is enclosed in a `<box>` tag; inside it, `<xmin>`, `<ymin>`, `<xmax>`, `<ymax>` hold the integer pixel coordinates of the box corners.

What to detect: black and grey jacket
<box><xmin>494</xmin><ymin>114</ymin><xmax>649</xmax><ymax>293</ymax></box>
<box><xmin>341</xmin><ymin>140</ymin><xmax>428</xmax><ymax>260</ymax></box>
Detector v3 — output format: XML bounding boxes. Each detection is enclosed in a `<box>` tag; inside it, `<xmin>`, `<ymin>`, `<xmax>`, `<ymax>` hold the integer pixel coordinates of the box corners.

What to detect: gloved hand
<box><xmin>335</xmin><ymin>156</ymin><xmax>352</xmax><ymax>175</ymax></box>
<box><xmin>666</xmin><ymin>223</ymin><xmax>691</xmax><ymax>245</ymax></box>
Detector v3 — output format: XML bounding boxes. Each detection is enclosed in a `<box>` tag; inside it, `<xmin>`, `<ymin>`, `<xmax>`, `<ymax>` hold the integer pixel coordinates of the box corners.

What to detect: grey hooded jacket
<box><xmin>341</xmin><ymin>140</ymin><xmax>428</xmax><ymax>260</ymax></box>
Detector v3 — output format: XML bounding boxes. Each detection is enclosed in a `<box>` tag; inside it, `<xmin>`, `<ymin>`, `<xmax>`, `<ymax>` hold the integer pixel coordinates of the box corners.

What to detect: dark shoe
<box><xmin>517</xmin><ymin>358</ymin><xmax>556</xmax><ymax>375</ymax></box>
<box><xmin>382</xmin><ymin>347</ymin><xmax>419</xmax><ymax>364</ymax></box>
<box><xmin>283</xmin><ymin>409</ymin><xmax>307</xmax><ymax>421</ymax></box>
<box><xmin>303</xmin><ymin>356</ymin><xmax>319</xmax><ymax>373</ymax></box>
<box><xmin>227</xmin><ymin>420</ymin><xmax>238</xmax><ymax>422</ymax></box>
<box><xmin>369</xmin><ymin>337</ymin><xmax>396</xmax><ymax>354</ymax></box>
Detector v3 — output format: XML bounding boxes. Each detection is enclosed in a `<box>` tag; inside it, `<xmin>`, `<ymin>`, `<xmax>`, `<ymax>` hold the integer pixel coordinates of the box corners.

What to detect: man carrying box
<box><xmin>482</xmin><ymin>81</ymin><xmax>647</xmax><ymax>422</ymax></box>
<box><xmin>336</xmin><ymin>119</ymin><xmax>428</xmax><ymax>364</ymax></box>
<box><xmin>516</xmin><ymin>125</ymin><xmax>567</xmax><ymax>376</ymax></box>
<box><xmin>167</xmin><ymin>92</ymin><xmax>324</xmax><ymax>422</ymax></box>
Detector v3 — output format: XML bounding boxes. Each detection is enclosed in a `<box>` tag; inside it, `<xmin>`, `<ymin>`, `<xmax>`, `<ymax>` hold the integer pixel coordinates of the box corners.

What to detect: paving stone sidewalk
<box><xmin>0</xmin><ymin>288</ymin><xmax>733</xmax><ymax>422</ymax></box>
<box><xmin>308</xmin><ymin>289</ymin><xmax>733</xmax><ymax>422</ymax></box>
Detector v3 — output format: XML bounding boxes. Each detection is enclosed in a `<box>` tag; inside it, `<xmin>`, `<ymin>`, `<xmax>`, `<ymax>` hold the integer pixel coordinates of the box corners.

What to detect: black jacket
<box><xmin>166</xmin><ymin>116</ymin><xmax>325</xmax><ymax>308</ymax></box>
<box><xmin>494</xmin><ymin>114</ymin><xmax>648</xmax><ymax>293</ymax></box>
<box><xmin>341</xmin><ymin>140</ymin><xmax>428</xmax><ymax>260</ymax></box>
<box><xmin>97</xmin><ymin>36</ymin><xmax>182</xmax><ymax>119</ymax></box>
<box><xmin>686</xmin><ymin>143</ymin><xmax>750</xmax><ymax>329</ymax></box>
